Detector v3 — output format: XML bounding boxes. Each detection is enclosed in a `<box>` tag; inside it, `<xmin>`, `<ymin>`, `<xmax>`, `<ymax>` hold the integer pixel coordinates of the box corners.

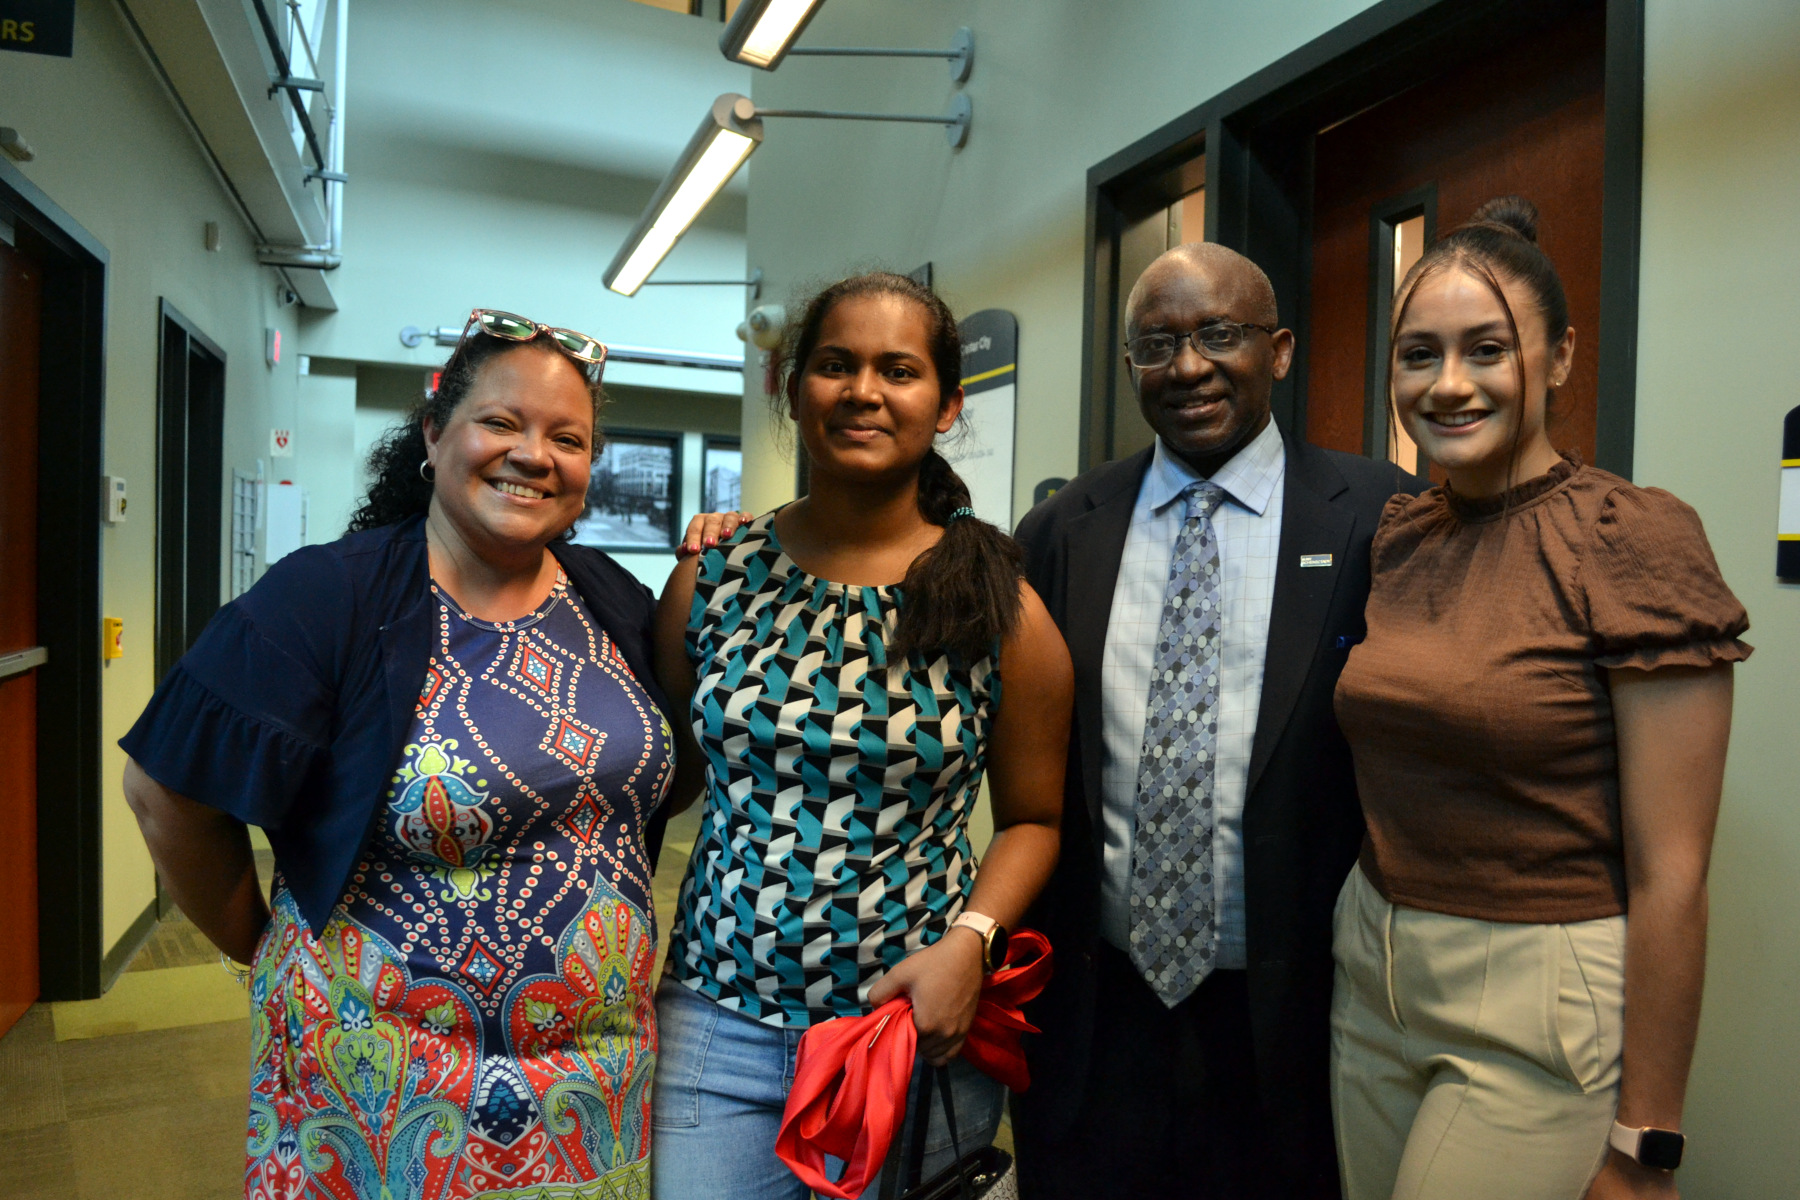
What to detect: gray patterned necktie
<box><xmin>1130</xmin><ymin>479</ymin><xmax>1225</xmax><ymax>1008</ymax></box>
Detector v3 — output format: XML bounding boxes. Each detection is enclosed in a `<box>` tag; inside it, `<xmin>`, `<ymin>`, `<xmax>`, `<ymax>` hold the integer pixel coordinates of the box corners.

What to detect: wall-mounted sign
<box><xmin>270</xmin><ymin>428</ymin><xmax>294</xmax><ymax>458</ymax></box>
<box><xmin>950</xmin><ymin>309</ymin><xmax>1018</xmax><ymax>530</ymax></box>
<box><xmin>1</xmin><ymin>1</ymin><xmax>74</xmax><ymax>57</ymax></box>
<box><xmin>1780</xmin><ymin>405</ymin><xmax>1799</xmax><ymax>581</ymax></box>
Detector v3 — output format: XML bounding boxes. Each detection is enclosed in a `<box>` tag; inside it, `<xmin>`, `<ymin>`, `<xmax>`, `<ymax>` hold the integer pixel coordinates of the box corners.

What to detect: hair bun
<box><xmin>1466</xmin><ymin>195</ymin><xmax>1541</xmax><ymax>244</ymax></box>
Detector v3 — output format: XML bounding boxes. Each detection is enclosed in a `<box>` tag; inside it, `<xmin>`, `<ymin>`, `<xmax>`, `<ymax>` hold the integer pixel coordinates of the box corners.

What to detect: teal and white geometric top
<box><xmin>666</xmin><ymin>511</ymin><xmax>1001</xmax><ymax>1027</ymax></box>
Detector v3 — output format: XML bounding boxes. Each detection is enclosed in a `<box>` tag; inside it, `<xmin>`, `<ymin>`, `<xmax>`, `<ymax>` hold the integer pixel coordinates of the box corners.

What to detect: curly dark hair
<box><xmin>775</xmin><ymin>271</ymin><xmax>1023</xmax><ymax>664</ymax></box>
<box><xmin>348</xmin><ymin>333</ymin><xmax>607</xmax><ymax>534</ymax></box>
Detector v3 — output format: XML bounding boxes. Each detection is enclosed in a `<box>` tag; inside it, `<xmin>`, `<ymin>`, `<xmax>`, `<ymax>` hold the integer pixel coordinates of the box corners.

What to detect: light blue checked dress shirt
<box><xmin>1099</xmin><ymin>420</ymin><xmax>1285</xmax><ymax>968</ymax></box>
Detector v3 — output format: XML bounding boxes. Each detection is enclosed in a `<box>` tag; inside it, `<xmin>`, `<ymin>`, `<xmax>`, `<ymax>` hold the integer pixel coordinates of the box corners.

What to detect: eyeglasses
<box><xmin>449</xmin><ymin>309</ymin><xmax>609</xmax><ymax>379</ymax></box>
<box><xmin>1124</xmin><ymin>320</ymin><xmax>1277</xmax><ymax>370</ymax></box>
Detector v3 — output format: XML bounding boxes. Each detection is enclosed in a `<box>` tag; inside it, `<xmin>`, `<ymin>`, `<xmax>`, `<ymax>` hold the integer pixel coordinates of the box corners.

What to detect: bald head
<box><xmin>1122</xmin><ymin>240</ymin><xmax>1294</xmax><ymax>476</ymax></box>
<box><xmin>1125</xmin><ymin>242</ymin><xmax>1279</xmax><ymax>336</ymax></box>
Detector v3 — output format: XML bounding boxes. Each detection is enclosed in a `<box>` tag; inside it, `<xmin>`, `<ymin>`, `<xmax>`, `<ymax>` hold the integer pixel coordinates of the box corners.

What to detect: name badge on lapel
<box><xmin>1300</xmin><ymin>553</ymin><xmax>1333</xmax><ymax>568</ymax></box>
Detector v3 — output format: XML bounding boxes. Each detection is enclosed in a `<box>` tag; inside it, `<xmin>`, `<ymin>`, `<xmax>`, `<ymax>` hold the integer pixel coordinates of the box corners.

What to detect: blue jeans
<box><xmin>652</xmin><ymin>980</ymin><xmax>1006</xmax><ymax>1200</ymax></box>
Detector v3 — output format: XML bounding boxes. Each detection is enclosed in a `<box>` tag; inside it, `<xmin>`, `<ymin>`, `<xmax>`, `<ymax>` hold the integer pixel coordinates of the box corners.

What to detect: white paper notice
<box><xmin>264</xmin><ymin>481</ymin><xmax>307</xmax><ymax>565</ymax></box>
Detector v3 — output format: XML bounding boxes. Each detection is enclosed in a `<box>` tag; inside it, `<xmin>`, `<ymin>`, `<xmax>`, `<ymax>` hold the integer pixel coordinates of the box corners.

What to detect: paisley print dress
<box><xmin>246</xmin><ymin>573</ymin><xmax>672</xmax><ymax>1200</ymax></box>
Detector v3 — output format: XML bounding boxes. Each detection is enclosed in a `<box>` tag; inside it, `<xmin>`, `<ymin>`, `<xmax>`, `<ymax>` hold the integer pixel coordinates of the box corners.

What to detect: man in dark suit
<box><xmin>1010</xmin><ymin>243</ymin><xmax>1416</xmax><ymax>1199</ymax></box>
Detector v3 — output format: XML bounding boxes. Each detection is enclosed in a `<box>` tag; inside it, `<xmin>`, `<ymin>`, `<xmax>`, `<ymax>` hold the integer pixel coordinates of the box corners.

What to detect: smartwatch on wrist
<box><xmin>950</xmin><ymin>911</ymin><xmax>1009</xmax><ymax>974</ymax></box>
<box><xmin>1609</xmin><ymin>1121</ymin><xmax>1685</xmax><ymax>1171</ymax></box>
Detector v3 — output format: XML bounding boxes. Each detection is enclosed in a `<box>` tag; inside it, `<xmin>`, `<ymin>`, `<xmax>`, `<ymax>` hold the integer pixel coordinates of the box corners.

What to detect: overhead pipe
<box><xmin>258</xmin><ymin>246</ymin><xmax>342</xmax><ymax>270</ymax></box>
<box><xmin>638</xmin><ymin>267</ymin><xmax>763</xmax><ymax>300</ymax></box>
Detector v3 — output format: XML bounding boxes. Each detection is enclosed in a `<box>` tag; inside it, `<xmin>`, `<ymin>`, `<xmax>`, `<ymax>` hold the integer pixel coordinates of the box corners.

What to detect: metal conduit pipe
<box><xmin>258</xmin><ymin>247</ymin><xmax>343</xmax><ymax>269</ymax></box>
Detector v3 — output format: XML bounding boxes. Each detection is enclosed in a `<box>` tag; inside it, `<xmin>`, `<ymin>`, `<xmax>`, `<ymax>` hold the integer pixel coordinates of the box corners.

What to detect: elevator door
<box><xmin>1303</xmin><ymin>3</ymin><xmax>1606</xmax><ymax>473</ymax></box>
<box><xmin>0</xmin><ymin>237</ymin><xmax>43</xmax><ymax>1038</ymax></box>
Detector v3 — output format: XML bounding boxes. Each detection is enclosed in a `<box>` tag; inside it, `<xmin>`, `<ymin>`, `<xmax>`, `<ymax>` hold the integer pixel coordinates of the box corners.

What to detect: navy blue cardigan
<box><xmin>120</xmin><ymin>517</ymin><xmax>673</xmax><ymax>935</ymax></box>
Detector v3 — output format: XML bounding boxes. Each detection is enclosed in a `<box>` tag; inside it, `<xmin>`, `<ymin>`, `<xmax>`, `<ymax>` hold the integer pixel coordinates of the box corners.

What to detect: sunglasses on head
<box><xmin>450</xmin><ymin>309</ymin><xmax>608</xmax><ymax>379</ymax></box>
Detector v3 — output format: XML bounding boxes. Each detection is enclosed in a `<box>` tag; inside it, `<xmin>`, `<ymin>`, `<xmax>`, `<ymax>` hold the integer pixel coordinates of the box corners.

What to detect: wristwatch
<box><xmin>1609</xmin><ymin>1121</ymin><xmax>1685</xmax><ymax>1171</ymax></box>
<box><xmin>950</xmin><ymin>911</ymin><xmax>1009</xmax><ymax>974</ymax></box>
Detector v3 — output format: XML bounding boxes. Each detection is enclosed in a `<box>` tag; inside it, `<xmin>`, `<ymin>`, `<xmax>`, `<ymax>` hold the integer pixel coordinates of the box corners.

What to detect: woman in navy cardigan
<box><xmin>122</xmin><ymin>311</ymin><xmax>704</xmax><ymax>1199</ymax></box>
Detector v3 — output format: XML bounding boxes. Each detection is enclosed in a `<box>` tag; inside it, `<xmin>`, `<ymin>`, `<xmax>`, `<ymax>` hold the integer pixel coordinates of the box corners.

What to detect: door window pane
<box><xmin>1387</xmin><ymin>213</ymin><xmax>1426</xmax><ymax>474</ymax></box>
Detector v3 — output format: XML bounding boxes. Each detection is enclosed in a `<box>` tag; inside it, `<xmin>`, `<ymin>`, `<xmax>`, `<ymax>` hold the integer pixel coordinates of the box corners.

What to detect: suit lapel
<box><xmin>1247</xmin><ymin>438</ymin><xmax>1354</xmax><ymax>797</ymax></box>
<box><xmin>1063</xmin><ymin>450</ymin><xmax>1151</xmax><ymax>829</ymax></box>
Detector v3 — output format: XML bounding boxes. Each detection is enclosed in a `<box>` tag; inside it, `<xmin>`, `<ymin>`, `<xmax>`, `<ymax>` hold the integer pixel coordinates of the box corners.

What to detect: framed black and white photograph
<box><xmin>703</xmin><ymin>436</ymin><xmax>743</xmax><ymax>515</ymax></box>
<box><xmin>570</xmin><ymin>430</ymin><xmax>682</xmax><ymax>551</ymax></box>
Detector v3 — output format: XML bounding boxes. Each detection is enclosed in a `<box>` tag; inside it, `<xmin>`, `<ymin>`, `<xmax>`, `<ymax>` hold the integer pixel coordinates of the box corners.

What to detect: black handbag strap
<box><xmin>878</xmin><ymin>1063</ymin><xmax>976</xmax><ymax>1200</ymax></box>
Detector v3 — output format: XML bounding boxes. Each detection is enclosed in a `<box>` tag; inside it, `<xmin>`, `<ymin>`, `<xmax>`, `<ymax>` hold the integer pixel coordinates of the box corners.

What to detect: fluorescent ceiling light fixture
<box><xmin>604</xmin><ymin>95</ymin><xmax>762</xmax><ymax>297</ymax></box>
<box><xmin>608</xmin><ymin>92</ymin><xmax>972</xmax><ymax>296</ymax></box>
<box><xmin>721</xmin><ymin>0</ymin><xmax>826</xmax><ymax>70</ymax></box>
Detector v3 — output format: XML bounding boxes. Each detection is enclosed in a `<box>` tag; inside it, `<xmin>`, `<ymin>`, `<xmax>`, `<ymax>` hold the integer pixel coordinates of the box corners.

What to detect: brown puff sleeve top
<box><xmin>1334</xmin><ymin>452</ymin><xmax>1751</xmax><ymax>923</ymax></box>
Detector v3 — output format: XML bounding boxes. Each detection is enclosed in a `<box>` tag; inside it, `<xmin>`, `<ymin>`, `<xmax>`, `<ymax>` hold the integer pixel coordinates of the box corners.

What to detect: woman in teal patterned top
<box><xmin>648</xmin><ymin>273</ymin><xmax>1074</xmax><ymax>1199</ymax></box>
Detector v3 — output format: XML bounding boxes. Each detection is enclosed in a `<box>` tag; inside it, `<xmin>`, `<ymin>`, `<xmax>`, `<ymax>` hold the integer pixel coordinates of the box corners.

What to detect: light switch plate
<box><xmin>103</xmin><ymin>475</ymin><xmax>128</xmax><ymax>524</ymax></box>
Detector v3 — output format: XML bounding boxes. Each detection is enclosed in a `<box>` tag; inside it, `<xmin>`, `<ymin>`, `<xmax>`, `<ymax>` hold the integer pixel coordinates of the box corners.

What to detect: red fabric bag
<box><xmin>775</xmin><ymin>930</ymin><xmax>1053</xmax><ymax>1199</ymax></box>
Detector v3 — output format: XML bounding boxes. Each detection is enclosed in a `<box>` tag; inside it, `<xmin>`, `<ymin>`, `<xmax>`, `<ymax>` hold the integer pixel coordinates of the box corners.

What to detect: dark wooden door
<box><xmin>1304</xmin><ymin>4</ymin><xmax>1606</xmax><ymax>473</ymax></box>
<box><xmin>0</xmin><ymin>237</ymin><xmax>42</xmax><ymax>1037</ymax></box>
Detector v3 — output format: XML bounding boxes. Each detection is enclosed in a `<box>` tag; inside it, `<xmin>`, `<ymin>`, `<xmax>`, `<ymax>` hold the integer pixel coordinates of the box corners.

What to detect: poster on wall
<box><xmin>704</xmin><ymin>437</ymin><xmax>742</xmax><ymax>513</ymax></box>
<box><xmin>949</xmin><ymin>309</ymin><xmax>1018</xmax><ymax>530</ymax></box>
<box><xmin>570</xmin><ymin>431</ymin><xmax>680</xmax><ymax>550</ymax></box>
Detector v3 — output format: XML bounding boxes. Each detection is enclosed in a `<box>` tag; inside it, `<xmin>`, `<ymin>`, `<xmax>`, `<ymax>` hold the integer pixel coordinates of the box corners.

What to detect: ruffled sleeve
<box><xmin>119</xmin><ymin>547</ymin><xmax>345</xmax><ymax>830</ymax></box>
<box><xmin>1584</xmin><ymin>485</ymin><xmax>1752</xmax><ymax>671</ymax></box>
<box><xmin>1368</xmin><ymin>489</ymin><xmax>1428</xmax><ymax>570</ymax></box>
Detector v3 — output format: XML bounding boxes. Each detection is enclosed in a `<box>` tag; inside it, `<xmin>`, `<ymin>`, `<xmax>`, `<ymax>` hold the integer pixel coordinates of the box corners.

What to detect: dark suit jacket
<box><xmin>1011</xmin><ymin>431</ymin><xmax>1415</xmax><ymax>1192</ymax></box>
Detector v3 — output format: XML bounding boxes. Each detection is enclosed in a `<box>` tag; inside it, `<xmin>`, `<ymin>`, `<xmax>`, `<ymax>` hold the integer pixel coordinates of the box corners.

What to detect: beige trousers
<box><xmin>1330</xmin><ymin>864</ymin><xmax>1626</xmax><ymax>1200</ymax></box>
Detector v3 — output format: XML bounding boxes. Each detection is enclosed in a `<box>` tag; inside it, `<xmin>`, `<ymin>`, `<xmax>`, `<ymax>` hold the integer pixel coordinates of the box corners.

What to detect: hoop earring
<box><xmin>419</xmin><ymin>459</ymin><xmax>435</xmax><ymax>483</ymax></box>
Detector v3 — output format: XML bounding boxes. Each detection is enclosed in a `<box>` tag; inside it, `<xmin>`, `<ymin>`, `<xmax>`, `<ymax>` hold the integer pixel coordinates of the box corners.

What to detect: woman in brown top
<box><xmin>1331</xmin><ymin>198</ymin><xmax>1749</xmax><ymax>1200</ymax></box>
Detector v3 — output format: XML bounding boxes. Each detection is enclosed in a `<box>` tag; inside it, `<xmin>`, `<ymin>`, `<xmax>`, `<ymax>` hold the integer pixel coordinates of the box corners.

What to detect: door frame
<box><xmin>0</xmin><ymin>158</ymin><xmax>109</xmax><ymax>1000</ymax></box>
<box><xmin>1362</xmin><ymin>183</ymin><xmax>1439</xmax><ymax>461</ymax></box>
<box><xmin>155</xmin><ymin>300</ymin><xmax>227</xmax><ymax>685</ymax></box>
<box><xmin>1081</xmin><ymin>0</ymin><xmax>1644</xmax><ymax>476</ymax></box>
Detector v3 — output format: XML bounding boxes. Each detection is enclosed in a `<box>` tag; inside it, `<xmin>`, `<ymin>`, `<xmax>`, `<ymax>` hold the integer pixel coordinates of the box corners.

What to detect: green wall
<box><xmin>740</xmin><ymin>1</ymin><xmax>1800</xmax><ymax>1193</ymax></box>
<box><xmin>1637</xmin><ymin>0</ymin><xmax>1800</xmax><ymax>1191</ymax></box>
<box><xmin>0</xmin><ymin>0</ymin><xmax>305</xmax><ymax>952</ymax></box>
